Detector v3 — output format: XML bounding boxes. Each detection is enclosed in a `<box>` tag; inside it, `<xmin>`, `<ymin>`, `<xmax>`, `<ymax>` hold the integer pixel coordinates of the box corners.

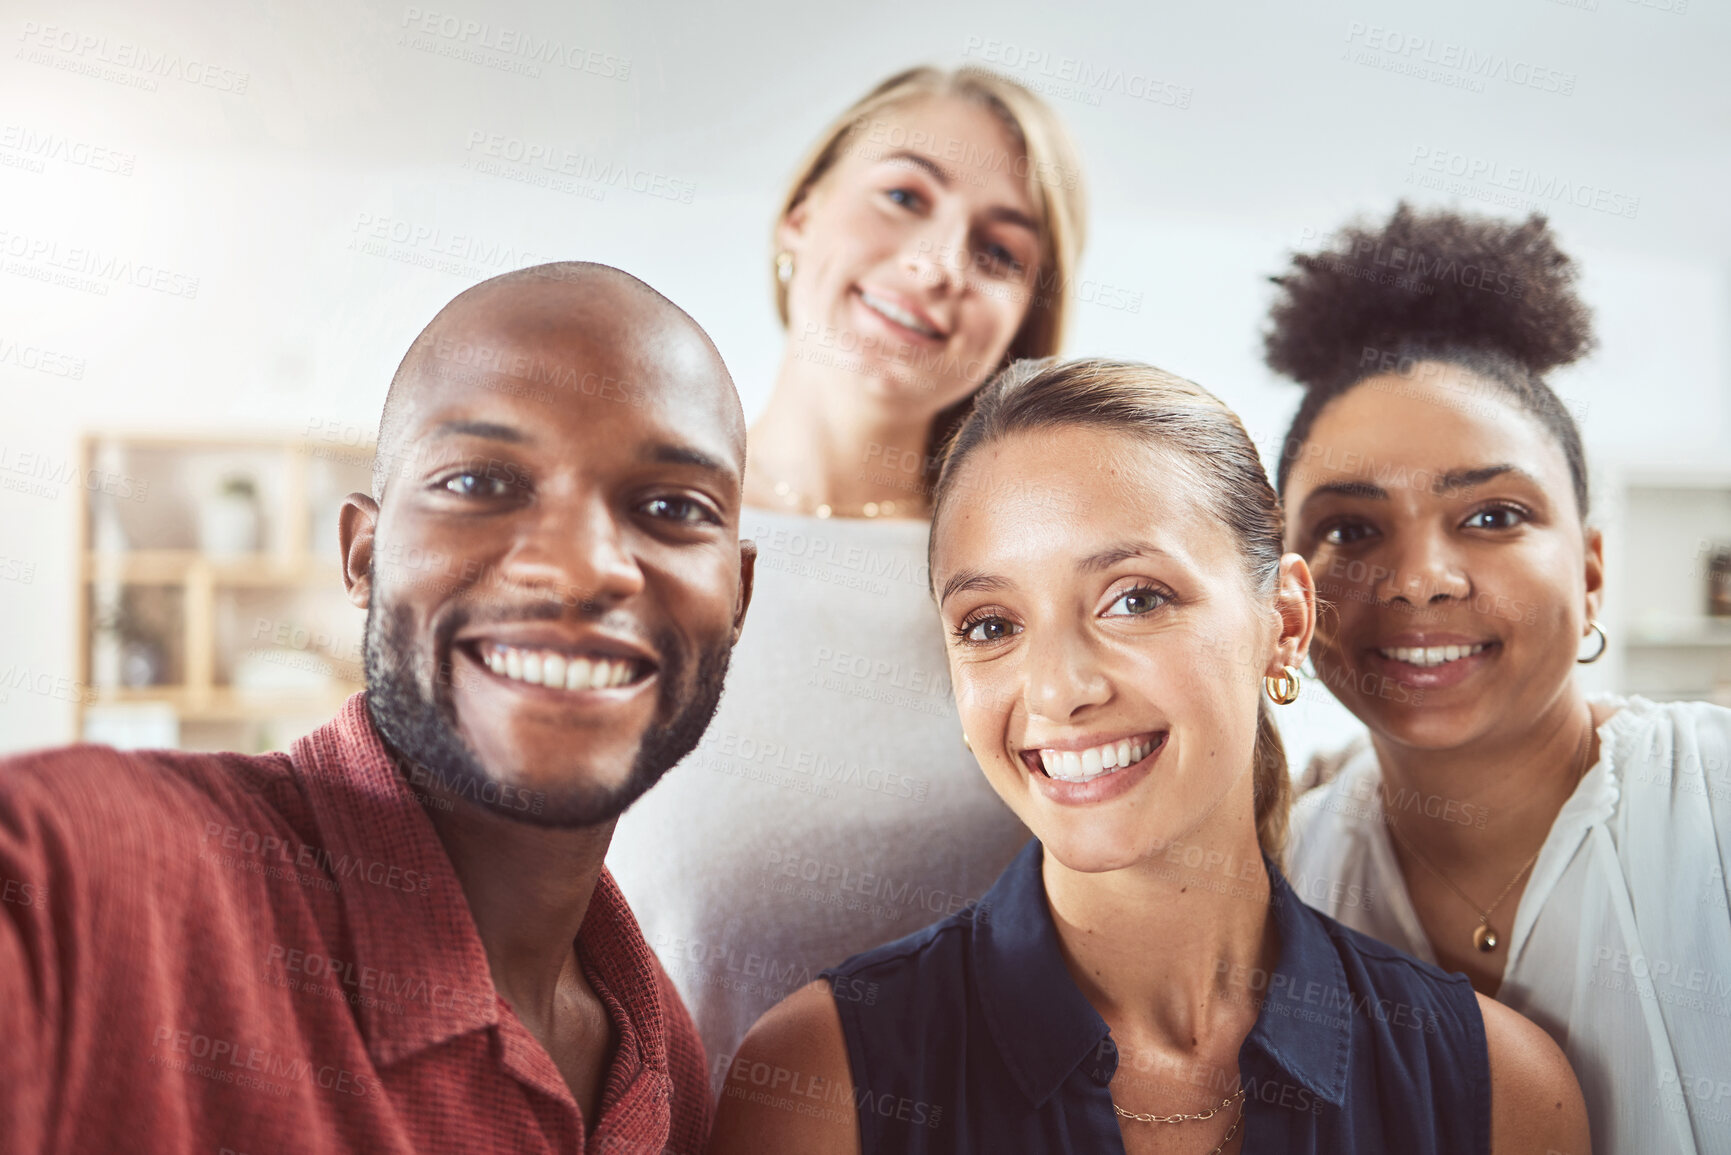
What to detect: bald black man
<box><xmin>0</xmin><ymin>263</ymin><xmax>756</xmax><ymax>1155</ymax></box>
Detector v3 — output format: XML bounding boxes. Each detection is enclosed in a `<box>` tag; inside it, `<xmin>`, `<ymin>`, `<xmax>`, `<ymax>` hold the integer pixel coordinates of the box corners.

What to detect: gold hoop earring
<box><xmin>1576</xmin><ymin>619</ymin><xmax>1608</xmax><ymax>664</ymax></box>
<box><xmin>1263</xmin><ymin>665</ymin><xmax>1301</xmax><ymax>705</ymax></box>
<box><xmin>775</xmin><ymin>251</ymin><xmax>794</xmax><ymax>285</ymax></box>
<box><xmin>962</xmin><ymin>732</ymin><xmax>972</xmax><ymax>752</ymax></box>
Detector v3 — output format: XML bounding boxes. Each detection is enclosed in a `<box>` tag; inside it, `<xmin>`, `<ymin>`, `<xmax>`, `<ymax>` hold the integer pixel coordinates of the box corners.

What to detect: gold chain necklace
<box><xmin>1112</xmin><ymin>1084</ymin><xmax>1242</xmax><ymax>1124</ymax></box>
<box><xmin>766</xmin><ymin>477</ymin><xmax>918</xmax><ymax>520</ymax></box>
<box><xmin>1114</xmin><ymin>1089</ymin><xmax>1244</xmax><ymax>1152</ymax></box>
<box><xmin>1384</xmin><ymin>720</ymin><xmax>1593</xmax><ymax>954</ymax></box>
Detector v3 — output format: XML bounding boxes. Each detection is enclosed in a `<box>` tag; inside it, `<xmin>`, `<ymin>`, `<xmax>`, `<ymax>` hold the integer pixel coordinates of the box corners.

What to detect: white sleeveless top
<box><xmin>606</xmin><ymin>507</ymin><xmax>1029</xmax><ymax>1068</ymax></box>
<box><xmin>1288</xmin><ymin>695</ymin><xmax>1731</xmax><ymax>1155</ymax></box>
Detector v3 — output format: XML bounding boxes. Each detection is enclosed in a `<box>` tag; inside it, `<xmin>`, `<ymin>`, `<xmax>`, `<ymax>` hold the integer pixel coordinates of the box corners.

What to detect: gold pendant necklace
<box><xmin>766</xmin><ymin>478</ymin><xmax>917</xmax><ymax>520</ymax></box>
<box><xmin>1387</xmin><ymin>817</ymin><xmax>1539</xmax><ymax>954</ymax></box>
<box><xmin>1385</xmin><ymin>720</ymin><xmax>1593</xmax><ymax>955</ymax></box>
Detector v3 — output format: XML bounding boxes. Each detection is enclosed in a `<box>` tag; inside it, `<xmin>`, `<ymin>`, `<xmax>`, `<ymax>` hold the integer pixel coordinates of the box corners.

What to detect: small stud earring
<box><xmin>775</xmin><ymin>251</ymin><xmax>794</xmax><ymax>285</ymax></box>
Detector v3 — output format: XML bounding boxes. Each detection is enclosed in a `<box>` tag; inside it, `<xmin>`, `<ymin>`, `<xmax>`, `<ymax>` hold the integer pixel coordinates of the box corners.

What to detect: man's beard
<box><xmin>361</xmin><ymin>588</ymin><xmax>731</xmax><ymax>828</ymax></box>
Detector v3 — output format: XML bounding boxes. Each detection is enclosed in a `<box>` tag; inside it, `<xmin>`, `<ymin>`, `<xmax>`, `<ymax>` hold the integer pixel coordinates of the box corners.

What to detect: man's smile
<box><xmin>454</xmin><ymin>624</ymin><xmax>661</xmax><ymax>697</ymax></box>
<box><xmin>476</xmin><ymin>643</ymin><xmax>654</xmax><ymax>692</ymax></box>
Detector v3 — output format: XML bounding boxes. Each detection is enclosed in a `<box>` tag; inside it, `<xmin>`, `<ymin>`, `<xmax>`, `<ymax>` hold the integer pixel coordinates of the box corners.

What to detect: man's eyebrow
<box><xmin>432</xmin><ymin>419</ymin><xmax>528</xmax><ymax>443</ymax></box>
<box><xmin>881</xmin><ymin>151</ymin><xmax>1038</xmax><ymax>233</ymax></box>
<box><xmin>641</xmin><ymin>442</ymin><xmax>736</xmax><ymax>476</ymax></box>
<box><xmin>938</xmin><ymin>570</ymin><xmax>1012</xmax><ymax>607</ymax></box>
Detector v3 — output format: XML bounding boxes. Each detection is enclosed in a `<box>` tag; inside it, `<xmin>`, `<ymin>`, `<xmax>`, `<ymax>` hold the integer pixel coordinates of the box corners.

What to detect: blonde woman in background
<box><xmin>607</xmin><ymin>65</ymin><xmax>1087</xmax><ymax>1067</ymax></box>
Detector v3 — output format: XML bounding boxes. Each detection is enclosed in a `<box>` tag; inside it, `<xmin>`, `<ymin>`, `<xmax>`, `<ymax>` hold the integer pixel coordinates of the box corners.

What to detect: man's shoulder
<box><xmin>3</xmin><ymin>739</ymin><xmax>296</xmax><ymax>802</ymax></box>
<box><xmin>0</xmin><ymin>741</ymin><xmax>304</xmax><ymax>872</ymax></box>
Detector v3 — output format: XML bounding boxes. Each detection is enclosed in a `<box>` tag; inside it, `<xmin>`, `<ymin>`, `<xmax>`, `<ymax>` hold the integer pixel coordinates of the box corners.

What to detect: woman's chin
<box><xmin>814</xmin><ymin>346</ymin><xmax>974</xmax><ymax>406</ymax></box>
<box><xmin>1037</xmin><ymin>822</ymin><xmax>1166</xmax><ymax>877</ymax></box>
<box><xmin>1338</xmin><ymin>685</ymin><xmax>1497</xmax><ymax>751</ymax></box>
<box><xmin>864</xmin><ymin>368</ymin><xmax>975</xmax><ymax>410</ymax></box>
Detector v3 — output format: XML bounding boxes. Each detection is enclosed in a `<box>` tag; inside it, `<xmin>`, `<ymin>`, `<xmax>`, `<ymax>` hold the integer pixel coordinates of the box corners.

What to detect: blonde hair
<box><xmin>932</xmin><ymin>358</ymin><xmax>1297</xmax><ymax>860</ymax></box>
<box><xmin>772</xmin><ymin>65</ymin><xmax>1088</xmax><ymax>373</ymax></box>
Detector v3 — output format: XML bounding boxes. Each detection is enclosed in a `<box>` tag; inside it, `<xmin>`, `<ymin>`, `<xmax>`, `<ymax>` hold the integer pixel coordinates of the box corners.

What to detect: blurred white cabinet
<box><xmin>1599</xmin><ymin>466</ymin><xmax>1731</xmax><ymax>706</ymax></box>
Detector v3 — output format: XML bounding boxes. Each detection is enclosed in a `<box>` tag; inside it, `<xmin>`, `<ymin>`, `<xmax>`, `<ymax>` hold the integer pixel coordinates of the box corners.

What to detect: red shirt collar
<box><xmin>290</xmin><ymin>692</ymin><xmax>501</xmax><ymax>1066</ymax></box>
<box><xmin>288</xmin><ymin>691</ymin><xmax>677</xmax><ymax>1113</ymax></box>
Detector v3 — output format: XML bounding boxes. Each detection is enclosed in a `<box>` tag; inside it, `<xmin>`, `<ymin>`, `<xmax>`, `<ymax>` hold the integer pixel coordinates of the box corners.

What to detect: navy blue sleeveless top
<box><xmin>820</xmin><ymin>838</ymin><xmax>1490</xmax><ymax>1154</ymax></box>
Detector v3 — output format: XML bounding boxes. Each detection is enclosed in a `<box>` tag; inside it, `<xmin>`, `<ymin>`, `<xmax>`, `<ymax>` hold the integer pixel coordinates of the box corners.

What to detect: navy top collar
<box><xmin>971</xmin><ymin>839</ymin><xmax>1351</xmax><ymax>1110</ymax></box>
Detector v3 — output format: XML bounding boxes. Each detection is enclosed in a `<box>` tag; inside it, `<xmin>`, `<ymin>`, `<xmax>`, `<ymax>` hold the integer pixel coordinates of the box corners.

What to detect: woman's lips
<box><xmin>1376</xmin><ymin>641</ymin><xmax>1492</xmax><ymax>667</ymax></box>
<box><xmin>1361</xmin><ymin>640</ymin><xmax>1500</xmax><ymax>691</ymax></box>
<box><xmin>852</xmin><ymin>286</ymin><xmax>946</xmax><ymax>344</ymax></box>
<box><xmin>1023</xmin><ymin>731</ymin><xmax>1163</xmax><ymax>784</ymax></box>
<box><xmin>1017</xmin><ymin>731</ymin><xmax>1168</xmax><ymax>805</ymax></box>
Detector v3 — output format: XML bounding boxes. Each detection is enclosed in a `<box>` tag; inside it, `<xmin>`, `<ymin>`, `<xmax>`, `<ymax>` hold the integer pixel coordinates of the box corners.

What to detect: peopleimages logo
<box><xmin>463</xmin><ymin>131</ymin><xmax>696</xmax><ymax>204</ymax></box>
<box><xmin>0</xmin><ymin>334</ymin><xmax>85</xmax><ymax>379</ymax></box>
<box><xmin>1406</xmin><ymin>145</ymin><xmax>1640</xmax><ymax>220</ymax></box>
<box><xmin>0</xmin><ymin>124</ymin><xmax>135</xmax><ymax>175</ymax></box>
<box><xmin>961</xmin><ymin>36</ymin><xmax>1193</xmax><ymax>109</ymax></box>
<box><xmin>16</xmin><ymin>21</ymin><xmax>250</xmax><ymax>94</ymax></box>
<box><xmin>0</xmin><ymin>229</ymin><xmax>200</xmax><ymax>299</ymax></box>
<box><xmin>398</xmin><ymin>8</ymin><xmax>630</xmax><ymax>80</ymax></box>
<box><xmin>1342</xmin><ymin>21</ymin><xmax>1577</xmax><ymax>96</ymax></box>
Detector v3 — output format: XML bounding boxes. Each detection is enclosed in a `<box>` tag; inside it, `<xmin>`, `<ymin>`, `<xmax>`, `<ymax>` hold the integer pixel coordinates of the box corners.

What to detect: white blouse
<box><xmin>1287</xmin><ymin>695</ymin><xmax>1731</xmax><ymax>1155</ymax></box>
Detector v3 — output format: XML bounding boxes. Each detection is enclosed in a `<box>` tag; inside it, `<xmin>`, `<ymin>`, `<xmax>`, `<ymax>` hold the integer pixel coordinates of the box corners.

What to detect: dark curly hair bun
<box><xmin>1264</xmin><ymin>202</ymin><xmax>1595</xmax><ymax>393</ymax></box>
<box><xmin>1264</xmin><ymin>202</ymin><xmax>1597</xmax><ymax>516</ymax></box>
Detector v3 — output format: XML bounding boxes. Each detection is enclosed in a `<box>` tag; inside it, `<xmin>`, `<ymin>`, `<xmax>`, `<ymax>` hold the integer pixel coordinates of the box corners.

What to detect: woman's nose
<box><xmin>1377</xmin><ymin>527</ymin><xmax>1470</xmax><ymax>606</ymax></box>
<box><xmin>1020</xmin><ymin>627</ymin><xmax>1111</xmax><ymax>722</ymax></box>
<box><xmin>903</xmin><ymin>215</ymin><xmax>971</xmax><ymax>295</ymax></box>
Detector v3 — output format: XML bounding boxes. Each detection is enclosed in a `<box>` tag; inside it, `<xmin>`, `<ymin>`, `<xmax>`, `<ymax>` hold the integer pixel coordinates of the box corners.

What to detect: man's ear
<box><xmin>1582</xmin><ymin>525</ymin><xmax>1605</xmax><ymax>625</ymax></box>
<box><xmin>732</xmin><ymin>539</ymin><xmax>758</xmax><ymax>644</ymax></box>
<box><xmin>1267</xmin><ymin>553</ymin><xmax>1318</xmax><ymax>676</ymax></box>
<box><xmin>339</xmin><ymin>493</ymin><xmax>379</xmax><ymax>609</ymax></box>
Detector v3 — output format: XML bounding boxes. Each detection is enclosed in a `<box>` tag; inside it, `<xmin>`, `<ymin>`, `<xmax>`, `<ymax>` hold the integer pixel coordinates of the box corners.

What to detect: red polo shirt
<box><xmin>0</xmin><ymin>693</ymin><xmax>712</xmax><ymax>1155</ymax></box>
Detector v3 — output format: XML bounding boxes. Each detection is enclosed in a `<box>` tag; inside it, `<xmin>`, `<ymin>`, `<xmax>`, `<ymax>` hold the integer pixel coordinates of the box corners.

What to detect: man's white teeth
<box><xmin>859</xmin><ymin>290</ymin><xmax>941</xmax><ymax>337</ymax></box>
<box><xmin>1380</xmin><ymin>643</ymin><xmax>1490</xmax><ymax>668</ymax></box>
<box><xmin>484</xmin><ymin>645</ymin><xmax>639</xmax><ymax>690</ymax></box>
<box><xmin>1038</xmin><ymin>736</ymin><xmax>1156</xmax><ymax>784</ymax></box>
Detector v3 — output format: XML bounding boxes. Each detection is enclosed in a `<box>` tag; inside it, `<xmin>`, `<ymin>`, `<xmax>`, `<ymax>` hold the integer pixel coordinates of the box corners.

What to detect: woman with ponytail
<box><xmin>1270</xmin><ymin>204</ymin><xmax>1731</xmax><ymax>1155</ymax></box>
<box><xmin>710</xmin><ymin>358</ymin><xmax>1586</xmax><ymax>1155</ymax></box>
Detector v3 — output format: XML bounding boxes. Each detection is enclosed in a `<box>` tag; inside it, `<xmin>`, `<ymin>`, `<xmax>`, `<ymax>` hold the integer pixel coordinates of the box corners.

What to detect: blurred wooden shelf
<box><xmin>91</xmin><ymin>685</ymin><xmax>364</xmax><ymax>721</ymax></box>
<box><xmin>76</xmin><ymin>431</ymin><xmax>373</xmax><ymax>751</ymax></box>
<box><xmin>84</xmin><ymin>550</ymin><xmax>344</xmax><ymax>588</ymax></box>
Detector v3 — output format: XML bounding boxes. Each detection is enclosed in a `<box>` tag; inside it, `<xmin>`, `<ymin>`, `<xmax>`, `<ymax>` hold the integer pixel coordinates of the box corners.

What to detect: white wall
<box><xmin>3</xmin><ymin>0</ymin><xmax>1728</xmax><ymax>764</ymax></box>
